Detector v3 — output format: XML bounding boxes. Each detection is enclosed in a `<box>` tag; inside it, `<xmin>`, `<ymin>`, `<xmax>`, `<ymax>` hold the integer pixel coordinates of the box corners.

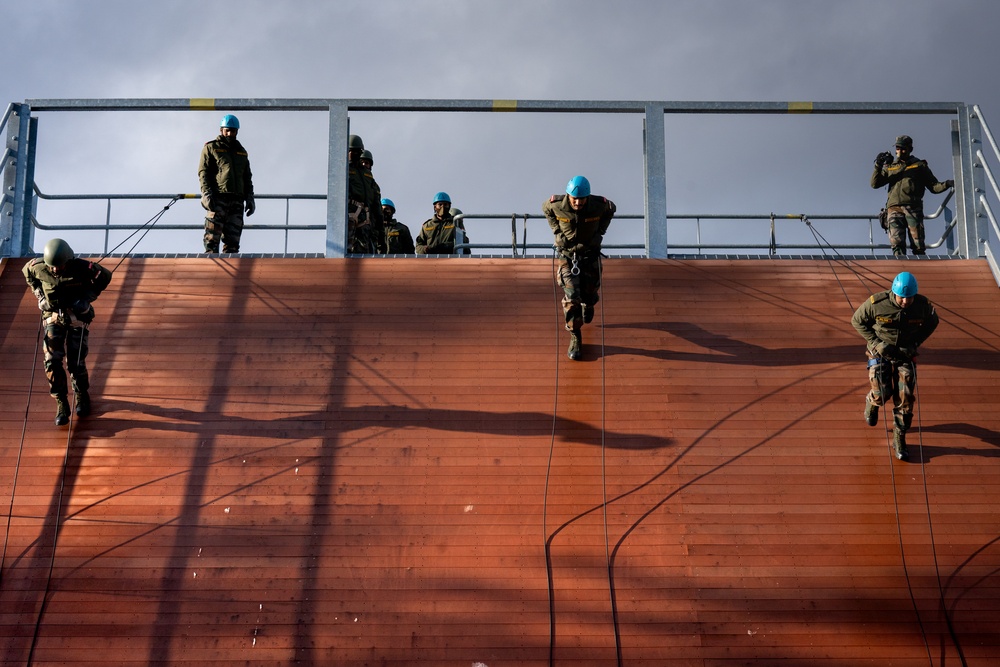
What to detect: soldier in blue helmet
<box><xmin>543</xmin><ymin>175</ymin><xmax>616</xmax><ymax>361</ymax></box>
<box><xmin>380</xmin><ymin>198</ymin><xmax>415</xmax><ymax>254</ymax></box>
<box><xmin>851</xmin><ymin>271</ymin><xmax>939</xmax><ymax>460</ymax></box>
<box><xmin>415</xmin><ymin>191</ymin><xmax>465</xmax><ymax>255</ymax></box>
<box><xmin>199</xmin><ymin>114</ymin><xmax>255</xmax><ymax>253</ymax></box>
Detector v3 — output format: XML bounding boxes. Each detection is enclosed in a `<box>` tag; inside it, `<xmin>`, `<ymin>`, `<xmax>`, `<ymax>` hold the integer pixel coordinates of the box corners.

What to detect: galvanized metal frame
<box><xmin>8</xmin><ymin>98</ymin><xmax>979</xmax><ymax>258</ymax></box>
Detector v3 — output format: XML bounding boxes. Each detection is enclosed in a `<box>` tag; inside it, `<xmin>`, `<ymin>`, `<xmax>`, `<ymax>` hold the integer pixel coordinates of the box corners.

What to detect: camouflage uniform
<box><xmin>871</xmin><ymin>155</ymin><xmax>951</xmax><ymax>256</ymax></box>
<box><xmin>199</xmin><ymin>135</ymin><xmax>254</xmax><ymax>253</ymax></box>
<box><xmin>23</xmin><ymin>257</ymin><xmax>112</xmax><ymax>398</ymax></box>
<box><xmin>415</xmin><ymin>214</ymin><xmax>465</xmax><ymax>255</ymax></box>
<box><xmin>347</xmin><ymin>162</ymin><xmax>384</xmax><ymax>254</ymax></box>
<box><xmin>851</xmin><ymin>289</ymin><xmax>938</xmax><ymax>421</ymax></box>
<box><xmin>542</xmin><ymin>193</ymin><xmax>616</xmax><ymax>331</ymax></box>
<box><xmin>384</xmin><ymin>217</ymin><xmax>415</xmax><ymax>254</ymax></box>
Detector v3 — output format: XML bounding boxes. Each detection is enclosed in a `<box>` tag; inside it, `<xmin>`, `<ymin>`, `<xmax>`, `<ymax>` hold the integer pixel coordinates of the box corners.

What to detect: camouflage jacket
<box><xmin>415</xmin><ymin>215</ymin><xmax>463</xmax><ymax>255</ymax></box>
<box><xmin>199</xmin><ymin>136</ymin><xmax>254</xmax><ymax>198</ymax></box>
<box><xmin>871</xmin><ymin>155</ymin><xmax>950</xmax><ymax>209</ymax></box>
<box><xmin>347</xmin><ymin>162</ymin><xmax>384</xmax><ymax>227</ymax></box>
<box><xmin>23</xmin><ymin>257</ymin><xmax>112</xmax><ymax>318</ymax></box>
<box><xmin>543</xmin><ymin>194</ymin><xmax>616</xmax><ymax>251</ymax></box>
<box><xmin>851</xmin><ymin>290</ymin><xmax>939</xmax><ymax>355</ymax></box>
<box><xmin>384</xmin><ymin>218</ymin><xmax>415</xmax><ymax>254</ymax></box>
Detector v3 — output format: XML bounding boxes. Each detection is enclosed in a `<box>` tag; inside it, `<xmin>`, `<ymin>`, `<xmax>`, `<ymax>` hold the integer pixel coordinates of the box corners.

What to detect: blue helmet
<box><xmin>220</xmin><ymin>114</ymin><xmax>240</xmax><ymax>129</ymax></box>
<box><xmin>433</xmin><ymin>191</ymin><xmax>451</xmax><ymax>205</ymax></box>
<box><xmin>380</xmin><ymin>198</ymin><xmax>395</xmax><ymax>210</ymax></box>
<box><xmin>891</xmin><ymin>272</ymin><xmax>918</xmax><ymax>297</ymax></box>
<box><xmin>566</xmin><ymin>175</ymin><xmax>591</xmax><ymax>198</ymax></box>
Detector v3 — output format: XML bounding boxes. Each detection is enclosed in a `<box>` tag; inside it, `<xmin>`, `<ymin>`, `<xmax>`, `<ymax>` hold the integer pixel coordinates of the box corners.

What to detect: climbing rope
<box><xmin>806</xmin><ymin>215</ymin><xmax>966</xmax><ymax>666</ymax></box>
<box><xmin>542</xmin><ymin>249</ymin><xmax>617</xmax><ymax>666</ymax></box>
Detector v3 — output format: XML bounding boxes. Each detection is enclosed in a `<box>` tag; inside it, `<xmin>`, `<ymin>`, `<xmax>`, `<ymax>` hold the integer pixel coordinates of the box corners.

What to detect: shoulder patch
<box><xmin>549</xmin><ymin>194</ymin><xmax>564</xmax><ymax>203</ymax></box>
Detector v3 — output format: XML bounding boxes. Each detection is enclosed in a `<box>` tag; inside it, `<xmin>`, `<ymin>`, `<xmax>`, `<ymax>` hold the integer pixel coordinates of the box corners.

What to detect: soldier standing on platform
<box><xmin>415</xmin><ymin>192</ymin><xmax>462</xmax><ymax>255</ymax></box>
<box><xmin>381</xmin><ymin>198</ymin><xmax>415</xmax><ymax>254</ymax></box>
<box><xmin>871</xmin><ymin>135</ymin><xmax>953</xmax><ymax>257</ymax></box>
<box><xmin>347</xmin><ymin>135</ymin><xmax>384</xmax><ymax>254</ymax></box>
<box><xmin>199</xmin><ymin>114</ymin><xmax>255</xmax><ymax>254</ymax></box>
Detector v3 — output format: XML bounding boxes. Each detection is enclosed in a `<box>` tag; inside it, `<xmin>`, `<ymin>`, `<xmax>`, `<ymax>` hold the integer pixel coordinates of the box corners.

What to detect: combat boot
<box><xmin>54</xmin><ymin>395</ymin><xmax>70</xmax><ymax>427</ymax></box>
<box><xmin>892</xmin><ymin>412</ymin><xmax>912</xmax><ymax>461</ymax></box>
<box><xmin>75</xmin><ymin>390</ymin><xmax>91</xmax><ymax>418</ymax></box>
<box><xmin>864</xmin><ymin>399</ymin><xmax>878</xmax><ymax>427</ymax></box>
<box><xmin>567</xmin><ymin>330</ymin><xmax>582</xmax><ymax>361</ymax></box>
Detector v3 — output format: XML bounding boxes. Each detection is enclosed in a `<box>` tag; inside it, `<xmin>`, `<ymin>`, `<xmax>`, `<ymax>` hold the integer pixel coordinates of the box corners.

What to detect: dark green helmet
<box><xmin>361</xmin><ymin>149</ymin><xmax>373</xmax><ymax>164</ymax></box>
<box><xmin>895</xmin><ymin>135</ymin><xmax>913</xmax><ymax>150</ymax></box>
<box><xmin>348</xmin><ymin>134</ymin><xmax>365</xmax><ymax>150</ymax></box>
<box><xmin>43</xmin><ymin>238</ymin><xmax>75</xmax><ymax>268</ymax></box>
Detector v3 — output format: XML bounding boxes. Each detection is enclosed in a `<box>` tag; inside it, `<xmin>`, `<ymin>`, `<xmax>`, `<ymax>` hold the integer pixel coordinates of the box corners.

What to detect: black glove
<box><xmin>945</xmin><ymin>179</ymin><xmax>955</xmax><ymax>189</ymax></box>
<box><xmin>245</xmin><ymin>195</ymin><xmax>256</xmax><ymax>216</ymax></box>
<box><xmin>874</xmin><ymin>151</ymin><xmax>893</xmax><ymax>167</ymax></box>
<box><xmin>879</xmin><ymin>343</ymin><xmax>900</xmax><ymax>359</ymax></box>
<box><xmin>70</xmin><ymin>299</ymin><xmax>94</xmax><ymax>323</ymax></box>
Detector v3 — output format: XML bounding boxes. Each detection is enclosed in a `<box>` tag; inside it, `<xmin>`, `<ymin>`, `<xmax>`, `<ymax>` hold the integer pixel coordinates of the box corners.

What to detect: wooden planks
<box><xmin>1</xmin><ymin>256</ymin><xmax>998</xmax><ymax>666</ymax></box>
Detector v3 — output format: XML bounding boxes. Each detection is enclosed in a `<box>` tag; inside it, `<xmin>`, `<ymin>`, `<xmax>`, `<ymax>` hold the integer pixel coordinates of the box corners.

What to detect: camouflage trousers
<box><xmin>556</xmin><ymin>253</ymin><xmax>602</xmax><ymax>332</ymax></box>
<box><xmin>348</xmin><ymin>200</ymin><xmax>379</xmax><ymax>254</ymax></box>
<box><xmin>886</xmin><ymin>205</ymin><xmax>925</xmax><ymax>256</ymax></box>
<box><xmin>866</xmin><ymin>357</ymin><xmax>916</xmax><ymax>416</ymax></box>
<box><xmin>43</xmin><ymin>318</ymin><xmax>90</xmax><ymax>398</ymax></box>
<box><xmin>204</xmin><ymin>195</ymin><xmax>245</xmax><ymax>253</ymax></box>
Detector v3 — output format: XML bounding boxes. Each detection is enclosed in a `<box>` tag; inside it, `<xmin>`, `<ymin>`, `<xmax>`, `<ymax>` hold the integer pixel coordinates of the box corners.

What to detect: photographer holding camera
<box><xmin>871</xmin><ymin>135</ymin><xmax>954</xmax><ymax>257</ymax></box>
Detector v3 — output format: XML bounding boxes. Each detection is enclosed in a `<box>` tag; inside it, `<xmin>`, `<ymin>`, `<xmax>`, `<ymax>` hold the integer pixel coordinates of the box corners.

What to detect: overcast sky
<box><xmin>3</xmin><ymin>0</ymin><xmax>998</xmax><ymax>256</ymax></box>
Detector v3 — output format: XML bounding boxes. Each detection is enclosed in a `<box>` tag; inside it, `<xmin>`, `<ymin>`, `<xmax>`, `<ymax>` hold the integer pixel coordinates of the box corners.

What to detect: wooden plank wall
<box><xmin>1</xmin><ymin>256</ymin><xmax>998</xmax><ymax>666</ymax></box>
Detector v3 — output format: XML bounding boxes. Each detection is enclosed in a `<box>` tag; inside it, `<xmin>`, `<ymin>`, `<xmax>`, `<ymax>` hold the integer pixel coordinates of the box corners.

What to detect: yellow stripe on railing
<box><xmin>492</xmin><ymin>100</ymin><xmax>517</xmax><ymax>112</ymax></box>
<box><xmin>787</xmin><ymin>101</ymin><xmax>813</xmax><ymax>114</ymax></box>
<box><xmin>189</xmin><ymin>98</ymin><xmax>216</xmax><ymax>110</ymax></box>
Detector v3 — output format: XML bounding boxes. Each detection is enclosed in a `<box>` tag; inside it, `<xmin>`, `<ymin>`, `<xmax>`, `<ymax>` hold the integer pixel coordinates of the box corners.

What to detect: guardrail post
<box><xmin>953</xmin><ymin>106</ymin><xmax>988</xmax><ymax>258</ymax></box>
<box><xmin>643</xmin><ymin>104</ymin><xmax>667</xmax><ymax>258</ymax></box>
<box><xmin>326</xmin><ymin>101</ymin><xmax>349</xmax><ymax>258</ymax></box>
<box><xmin>2</xmin><ymin>103</ymin><xmax>36</xmax><ymax>256</ymax></box>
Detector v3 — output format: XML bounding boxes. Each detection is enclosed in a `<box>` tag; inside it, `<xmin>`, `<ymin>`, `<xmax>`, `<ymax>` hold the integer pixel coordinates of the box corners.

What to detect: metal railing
<box><xmin>31</xmin><ymin>184</ymin><xmax>326</xmax><ymax>255</ymax></box>
<box><xmin>3</xmin><ymin>98</ymin><xmax>996</xmax><ymax>259</ymax></box>
<box><xmin>29</xmin><ymin>183</ymin><xmax>960</xmax><ymax>257</ymax></box>
<box><xmin>971</xmin><ymin>105</ymin><xmax>1000</xmax><ymax>284</ymax></box>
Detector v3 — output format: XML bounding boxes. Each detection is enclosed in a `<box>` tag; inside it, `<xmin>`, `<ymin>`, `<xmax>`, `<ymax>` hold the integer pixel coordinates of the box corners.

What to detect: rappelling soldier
<box><xmin>851</xmin><ymin>271</ymin><xmax>939</xmax><ymax>461</ymax></box>
<box><xmin>23</xmin><ymin>238</ymin><xmax>113</xmax><ymax>426</ymax></box>
<box><xmin>199</xmin><ymin>114</ymin><xmax>255</xmax><ymax>254</ymax></box>
<box><xmin>871</xmin><ymin>135</ymin><xmax>953</xmax><ymax>257</ymax></box>
<box><xmin>380</xmin><ymin>198</ymin><xmax>415</xmax><ymax>254</ymax></box>
<box><xmin>543</xmin><ymin>176</ymin><xmax>616</xmax><ymax>361</ymax></box>
<box><xmin>347</xmin><ymin>135</ymin><xmax>385</xmax><ymax>254</ymax></box>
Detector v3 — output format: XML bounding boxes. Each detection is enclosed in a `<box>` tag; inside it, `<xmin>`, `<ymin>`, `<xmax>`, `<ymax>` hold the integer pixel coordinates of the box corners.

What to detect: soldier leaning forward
<box><xmin>199</xmin><ymin>114</ymin><xmax>255</xmax><ymax>254</ymax></box>
<box><xmin>851</xmin><ymin>271</ymin><xmax>938</xmax><ymax>461</ymax></box>
<box><xmin>23</xmin><ymin>238</ymin><xmax>113</xmax><ymax>426</ymax></box>
<box><xmin>543</xmin><ymin>175</ymin><xmax>615</xmax><ymax>360</ymax></box>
